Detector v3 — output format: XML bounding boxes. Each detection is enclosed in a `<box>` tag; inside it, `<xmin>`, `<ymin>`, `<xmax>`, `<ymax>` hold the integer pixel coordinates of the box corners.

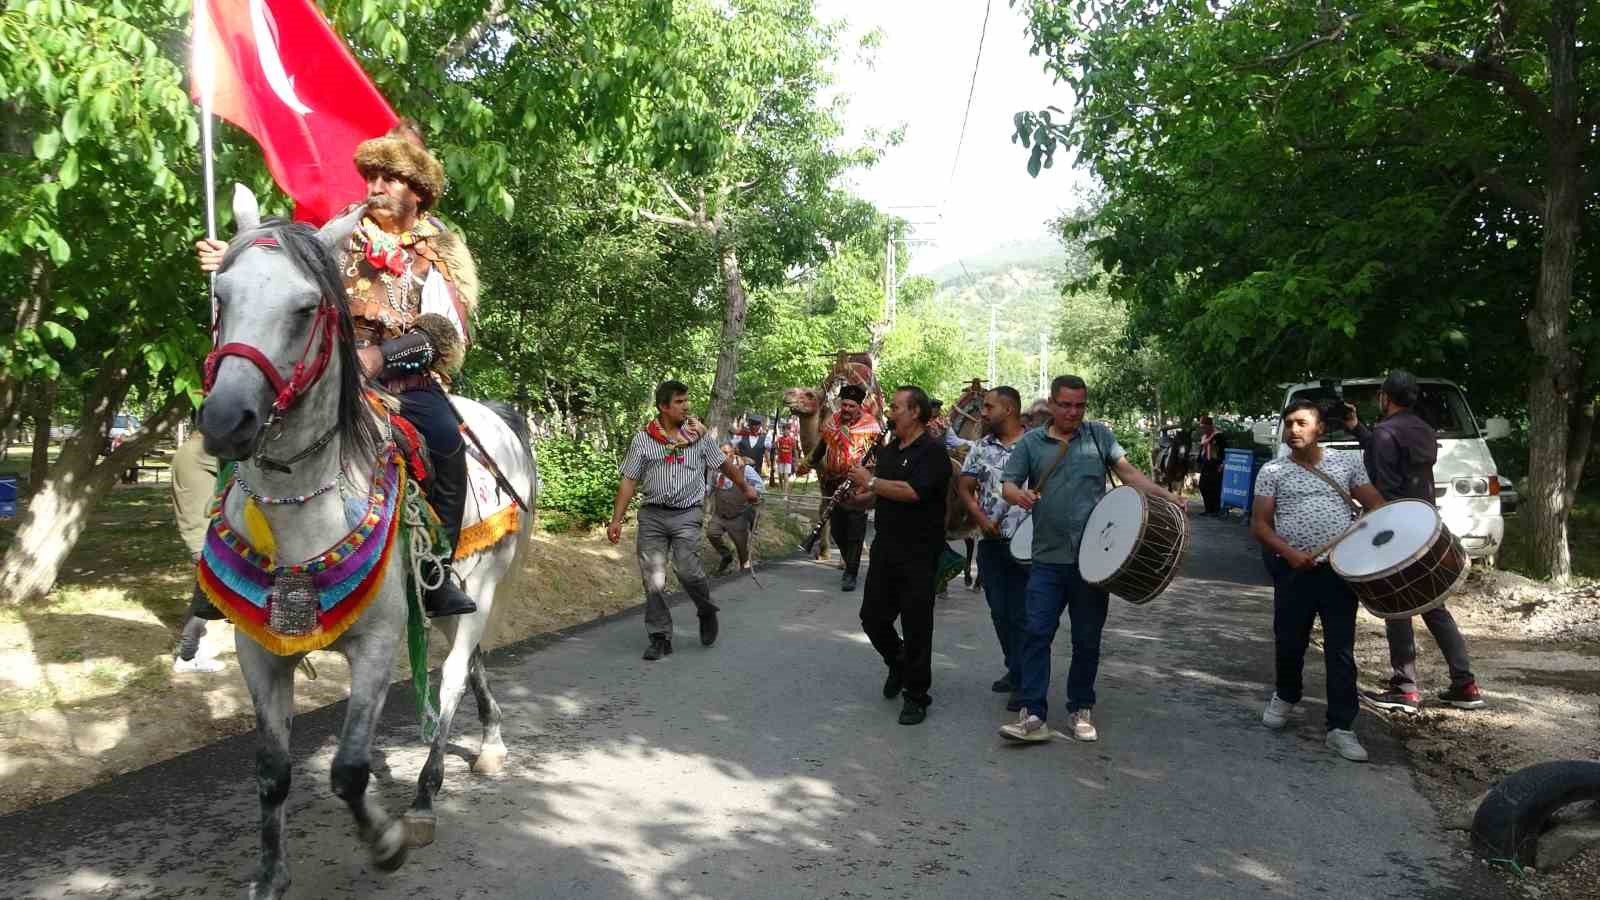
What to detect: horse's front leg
<box><xmin>405</xmin><ymin>620</ymin><xmax>474</xmax><ymax>848</ymax></box>
<box><xmin>238</xmin><ymin>641</ymin><xmax>297</xmax><ymax>900</ymax></box>
<box><xmin>333</xmin><ymin>632</ymin><xmax>408</xmax><ymax>873</ymax></box>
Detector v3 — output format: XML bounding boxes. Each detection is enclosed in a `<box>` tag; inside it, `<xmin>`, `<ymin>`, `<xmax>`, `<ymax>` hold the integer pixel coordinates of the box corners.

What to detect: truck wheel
<box><xmin>1472</xmin><ymin>761</ymin><xmax>1600</xmax><ymax>867</ymax></box>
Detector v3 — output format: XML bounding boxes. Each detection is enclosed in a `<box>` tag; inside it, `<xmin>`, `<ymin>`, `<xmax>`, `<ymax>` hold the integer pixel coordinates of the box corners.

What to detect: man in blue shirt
<box><xmin>997</xmin><ymin>375</ymin><xmax>1179</xmax><ymax>744</ymax></box>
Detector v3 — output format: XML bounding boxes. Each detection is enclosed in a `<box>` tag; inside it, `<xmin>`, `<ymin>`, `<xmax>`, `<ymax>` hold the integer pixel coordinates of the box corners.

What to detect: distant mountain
<box><xmin>924</xmin><ymin>237</ymin><xmax>1065</xmax><ymax>288</ymax></box>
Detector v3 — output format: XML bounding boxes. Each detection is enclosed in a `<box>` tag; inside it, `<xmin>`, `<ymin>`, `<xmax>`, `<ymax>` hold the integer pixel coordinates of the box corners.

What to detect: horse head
<box><xmin>198</xmin><ymin>185</ymin><xmax>373</xmax><ymax>463</ymax></box>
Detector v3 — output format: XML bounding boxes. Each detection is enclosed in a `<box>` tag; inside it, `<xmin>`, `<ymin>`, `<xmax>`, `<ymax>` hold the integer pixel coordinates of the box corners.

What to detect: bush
<box><xmin>1111</xmin><ymin>423</ymin><xmax>1153</xmax><ymax>474</ymax></box>
<box><xmin>535</xmin><ymin>437</ymin><xmax>620</xmax><ymax>531</ymax></box>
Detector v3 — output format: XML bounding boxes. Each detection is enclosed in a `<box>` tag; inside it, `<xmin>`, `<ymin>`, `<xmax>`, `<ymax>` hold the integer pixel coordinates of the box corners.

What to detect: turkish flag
<box><xmin>192</xmin><ymin>0</ymin><xmax>397</xmax><ymax>225</ymax></box>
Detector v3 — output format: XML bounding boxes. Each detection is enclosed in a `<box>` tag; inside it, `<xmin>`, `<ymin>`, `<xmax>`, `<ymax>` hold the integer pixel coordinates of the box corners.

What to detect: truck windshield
<box><xmin>1290</xmin><ymin>383</ymin><xmax>1480</xmax><ymax>441</ymax></box>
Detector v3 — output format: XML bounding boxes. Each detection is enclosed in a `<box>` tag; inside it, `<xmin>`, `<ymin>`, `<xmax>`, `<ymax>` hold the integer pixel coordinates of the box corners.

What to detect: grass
<box><xmin>1497</xmin><ymin>490</ymin><xmax>1600</xmax><ymax>580</ymax></box>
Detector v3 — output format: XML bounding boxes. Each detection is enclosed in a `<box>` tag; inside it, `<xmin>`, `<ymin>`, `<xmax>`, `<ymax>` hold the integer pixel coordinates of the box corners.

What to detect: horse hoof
<box><xmin>472</xmin><ymin>747</ymin><xmax>507</xmax><ymax>776</ymax></box>
<box><xmin>403</xmin><ymin>811</ymin><xmax>436</xmax><ymax>848</ymax></box>
<box><xmin>248</xmin><ymin>867</ymin><xmax>291</xmax><ymax>900</ymax></box>
<box><xmin>371</xmin><ymin>821</ymin><xmax>409</xmax><ymax>872</ymax></box>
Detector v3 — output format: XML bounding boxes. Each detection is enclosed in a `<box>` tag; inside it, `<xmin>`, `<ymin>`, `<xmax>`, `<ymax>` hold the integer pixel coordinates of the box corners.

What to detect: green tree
<box><xmin>622</xmin><ymin>0</ymin><xmax>882</xmax><ymax>436</ymax></box>
<box><xmin>1012</xmin><ymin>0</ymin><xmax>1597</xmax><ymax>580</ymax></box>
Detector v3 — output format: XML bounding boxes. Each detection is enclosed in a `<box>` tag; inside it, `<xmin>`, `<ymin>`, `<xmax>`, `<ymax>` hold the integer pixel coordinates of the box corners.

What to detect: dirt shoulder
<box><xmin>0</xmin><ymin>483</ymin><xmax>817</xmax><ymax>816</ymax></box>
<box><xmin>1349</xmin><ymin>566</ymin><xmax>1600</xmax><ymax>899</ymax></box>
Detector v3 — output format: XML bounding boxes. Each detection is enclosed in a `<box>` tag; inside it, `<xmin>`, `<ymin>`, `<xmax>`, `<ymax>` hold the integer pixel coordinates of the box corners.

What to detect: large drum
<box><xmin>1078</xmin><ymin>486</ymin><xmax>1189</xmax><ymax>605</ymax></box>
<box><xmin>1329</xmin><ymin>499</ymin><xmax>1469</xmax><ymax>619</ymax></box>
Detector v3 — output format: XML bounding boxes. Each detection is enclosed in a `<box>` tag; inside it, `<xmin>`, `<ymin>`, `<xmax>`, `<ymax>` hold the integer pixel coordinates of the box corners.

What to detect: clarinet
<box><xmin>799</xmin><ymin>442</ymin><xmax>880</xmax><ymax>554</ymax></box>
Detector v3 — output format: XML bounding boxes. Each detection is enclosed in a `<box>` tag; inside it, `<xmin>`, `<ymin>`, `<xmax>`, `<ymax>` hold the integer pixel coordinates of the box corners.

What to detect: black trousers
<box><xmin>1267</xmin><ymin>558</ymin><xmax>1359</xmax><ymax>731</ymax></box>
<box><xmin>397</xmin><ymin>384</ymin><xmax>468</xmax><ymax>545</ymax></box>
<box><xmin>830</xmin><ymin>506</ymin><xmax>868</xmax><ymax>575</ymax></box>
<box><xmin>1199</xmin><ymin>463</ymin><xmax>1223</xmax><ymax>514</ymax></box>
<box><xmin>861</xmin><ymin>544</ymin><xmax>937</xmax><ymax>704</ymax></box>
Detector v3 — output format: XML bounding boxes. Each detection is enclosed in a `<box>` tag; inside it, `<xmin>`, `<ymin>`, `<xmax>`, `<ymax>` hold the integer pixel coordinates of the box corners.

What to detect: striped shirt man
<box><xmin>620</xmin><ymin>432</ymin><xmax>728</xmax><ymax>509</ymax></box>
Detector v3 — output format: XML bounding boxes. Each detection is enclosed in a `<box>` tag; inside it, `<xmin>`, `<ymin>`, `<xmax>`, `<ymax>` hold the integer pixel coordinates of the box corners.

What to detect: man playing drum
<box><xmin>1252</xmin><ymin>399</ymin><xmax>1387</xmax><ymax>762</ymax></box>
<box><xmin>957</xmin><ymin>386</ymin><xmax>1030</xmax><ymax>712</ymax></box>
<box><xmin>997</xmin><ymin>375</ymin><xmax>1179</xmax><ymax>744</ymax></box>
<box><xmin>1344</xmin><ymin>370</ymin><xmax>1485</xmax><ymax>713</ymax></box>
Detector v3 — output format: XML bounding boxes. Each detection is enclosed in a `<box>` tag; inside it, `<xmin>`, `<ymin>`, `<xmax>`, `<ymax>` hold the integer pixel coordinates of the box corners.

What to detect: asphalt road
<box><xmin>0</xmin><ymin>515</ymin><xmax>1497</xmax><ymax>899</ymax></box>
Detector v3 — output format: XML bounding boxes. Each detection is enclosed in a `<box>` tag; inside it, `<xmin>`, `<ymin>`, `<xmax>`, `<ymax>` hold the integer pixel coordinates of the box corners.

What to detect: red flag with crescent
<box><xmin>192</xmin><ymin>0</ymin><xmax>397</xmax><ymax>225</ymax></box>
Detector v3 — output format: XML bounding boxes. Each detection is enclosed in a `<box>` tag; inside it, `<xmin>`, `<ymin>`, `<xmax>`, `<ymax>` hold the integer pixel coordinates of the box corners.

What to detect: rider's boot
<box><xmin>422</xmin><ymin>445</ymin><xmax>477</xmax><ymax>618</ymax></box>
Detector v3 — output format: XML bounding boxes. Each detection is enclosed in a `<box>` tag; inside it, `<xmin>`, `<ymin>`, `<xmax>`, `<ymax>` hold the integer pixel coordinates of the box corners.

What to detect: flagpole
<box><xmin>193</xmin><ymin>0</ymin><xmax>218</xmax><ymax>329</ymax></box>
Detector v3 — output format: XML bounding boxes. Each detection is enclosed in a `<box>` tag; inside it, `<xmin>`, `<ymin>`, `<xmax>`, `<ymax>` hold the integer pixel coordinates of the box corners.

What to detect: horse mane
<box><xmin>220</xmin><ymin>220</ymin><xmax>384</xmax><ymax>466</ymax></box>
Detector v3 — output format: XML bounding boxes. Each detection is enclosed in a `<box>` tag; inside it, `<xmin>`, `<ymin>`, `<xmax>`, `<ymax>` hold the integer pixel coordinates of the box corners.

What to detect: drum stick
<box><xmin>1309</xmin><ymin>517</ymin><xmax>1369</xmax><ymax>562</ymax></box>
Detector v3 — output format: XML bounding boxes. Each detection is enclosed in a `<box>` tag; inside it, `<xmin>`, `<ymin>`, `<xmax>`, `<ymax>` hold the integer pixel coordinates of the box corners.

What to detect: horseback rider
<box><xmin>195</xmin><ymin>120</ymin><xmax>481</xmax><ymax>618</ymax></box>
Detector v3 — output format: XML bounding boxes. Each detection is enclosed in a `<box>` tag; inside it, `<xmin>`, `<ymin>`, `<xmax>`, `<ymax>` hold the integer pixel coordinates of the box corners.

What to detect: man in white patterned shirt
<box><xmin>957</xmin><ymin>386</ymin><xmax>1030</xmax><ymax>710</ymax></box>
<box><xmin>608</xmin><ymin>381</ymin><xmax>760</xmax><ymax>660</ymax></box>
<box><xmin>1251</xmin><ymin>399</ymin><xmax>1386</xmax><ymax>762</ymax></box>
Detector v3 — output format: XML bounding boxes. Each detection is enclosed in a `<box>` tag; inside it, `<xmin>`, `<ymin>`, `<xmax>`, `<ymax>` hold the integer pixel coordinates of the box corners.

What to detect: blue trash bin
<box><xmin>0</xmin><ymin>474</ymin><xmax>16</xmax><ymax>519</ymax></box>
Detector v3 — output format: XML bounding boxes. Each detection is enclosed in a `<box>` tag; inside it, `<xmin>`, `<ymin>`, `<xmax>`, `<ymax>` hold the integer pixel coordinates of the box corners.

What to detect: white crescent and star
<box><xmin>250</xmin><ymin>0</ymin><xmax>313</xmax><ymax>116</ymax></box>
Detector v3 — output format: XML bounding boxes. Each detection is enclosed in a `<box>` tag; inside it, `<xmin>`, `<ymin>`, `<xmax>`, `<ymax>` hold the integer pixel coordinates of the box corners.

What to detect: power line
<box><xmin>944</xmin><ymin>0</ymin><xmax>992</xmax><ymax>200</ymax></box>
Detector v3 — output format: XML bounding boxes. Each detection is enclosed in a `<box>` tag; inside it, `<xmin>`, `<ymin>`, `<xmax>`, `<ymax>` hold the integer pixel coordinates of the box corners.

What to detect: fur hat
<box><xmin>353</xmin><ymin>136</ymin><xmax>446</xmax><ymax>209</ymax></box>
<box><xmin>839</xmin><ymin>384</ymin><xmax>867</xmax><ymax>404</ymax></box>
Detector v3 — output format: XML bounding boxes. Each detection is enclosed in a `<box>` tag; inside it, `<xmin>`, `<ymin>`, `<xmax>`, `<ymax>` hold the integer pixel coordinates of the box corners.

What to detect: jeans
<box><xmin>1017</xmin><ymin>562</ymin><xmax>1109</xmax><ymax>723</ymax></box>
<box><xmin>975</xmin><ymin>540</ymin><xmax>1028</xmax><ymax>687</ymax></box>
<box><xmin>1387</xmin><ymin>604</ymin><xmax>1475</xmax><ymax>692</ymax></box>
<box><xmin>1267</xmin><ymin>558</ymin><xmax>1359</xmax><ymax>731</ymax></box>
<box><xmin>637</xmin><ymin>504</ymin><xmax>718</xmax><ymax>636</ymax></box>
<box><xmin>860</xmin><ymin>545</ymin><xmax>937</xmax><ymax>704</ymax></box>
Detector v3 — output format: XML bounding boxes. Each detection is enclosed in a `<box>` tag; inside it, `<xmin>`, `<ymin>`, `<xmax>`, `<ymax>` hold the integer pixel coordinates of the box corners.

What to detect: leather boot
<box><xmin>422</xmin><ymin>445</ymin><xmax>476</xmax><ymax>618</ymax></box>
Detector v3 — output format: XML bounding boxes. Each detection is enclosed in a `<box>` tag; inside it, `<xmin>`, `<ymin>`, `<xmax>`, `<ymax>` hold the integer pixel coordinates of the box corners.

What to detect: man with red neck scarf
<box><xmin>797</xmin><ymin>383</ymin><xmax>881</xmax><ymax>591</ymax></box>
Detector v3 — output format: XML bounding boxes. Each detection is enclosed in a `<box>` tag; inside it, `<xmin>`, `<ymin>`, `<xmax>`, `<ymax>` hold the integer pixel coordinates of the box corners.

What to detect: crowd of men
<box><xmin>598</xmin><ymin>370</ymin><xmax>1485</xmax><ymax>755</ymax></box>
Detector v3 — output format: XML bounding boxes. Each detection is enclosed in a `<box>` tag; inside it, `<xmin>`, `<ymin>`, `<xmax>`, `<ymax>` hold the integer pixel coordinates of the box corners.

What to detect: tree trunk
<box><xmin>1523</xmin><ymin>5</ymin><xmax>1583</xmax><ymax>583</ymax></box>
<box><xmin>705</xmin><ymin>239</ymin><xmax>749</xmax><ymax>439</ymax></box>
<box><xmin>0</xmin><ymin>253</ymin><xmax>49</xmax><ymax>437</ymax></box>
<box><xmin>27</xmin><ymin>378</ymin><xmax>55</xmax><ymax>498</ymax></box>
<box><xmin>0</xmin><ymin>384</ymin><xmax>188</xmax><ymax>606</ymax></box>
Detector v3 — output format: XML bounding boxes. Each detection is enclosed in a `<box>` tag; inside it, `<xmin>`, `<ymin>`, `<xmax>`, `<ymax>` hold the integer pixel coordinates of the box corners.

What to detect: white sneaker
<box><xmin>1325</xmin><ymin>729</ymin><xmax>1369</xmax><ymax>762</ymax></box>
<box><xmin>1262</xmin><ymin>693</ymin><xmax>1296</xmax><ymax>729</ymax></box>
<box><xmin>998</xmin><ymin>709</ymin><xmax>1051</xmax><ymax>743</ymax></box>
<box><xmin>174</xmin><ymin>656</ymin><xmax>225</xmax><ymax>673</ymax></box>
<box><xmin>1069</xmin><ymin>709</ymin><xmax>1098</xmax><ymax>742</ymax></box>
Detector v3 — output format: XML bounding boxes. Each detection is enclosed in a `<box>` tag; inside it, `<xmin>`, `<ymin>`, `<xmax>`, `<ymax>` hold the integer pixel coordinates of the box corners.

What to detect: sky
<box><xmin>813</xmin><ymin>0</ymin><xmax>1092</xmax><ymax>273</ymax></box>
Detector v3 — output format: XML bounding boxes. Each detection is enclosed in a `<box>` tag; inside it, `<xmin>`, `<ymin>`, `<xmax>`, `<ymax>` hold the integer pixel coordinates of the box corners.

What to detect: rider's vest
<box><xmin>339</xmin><ymin>216</ymin><xmax>453</xmax><ymax>346</ymax></box>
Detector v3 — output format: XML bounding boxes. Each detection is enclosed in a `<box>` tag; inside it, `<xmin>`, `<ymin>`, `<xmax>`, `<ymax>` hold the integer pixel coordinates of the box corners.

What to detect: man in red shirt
<box><xmin>773</xmin><ymin>420</ymin><xmax>799</xmax><ymax>494</ymax></box>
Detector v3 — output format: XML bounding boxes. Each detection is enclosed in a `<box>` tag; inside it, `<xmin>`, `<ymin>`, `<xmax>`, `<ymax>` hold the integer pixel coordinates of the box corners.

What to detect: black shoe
<box><xmin>643</xmin><ymin>634</ymin><xmax>673</xmax><ymax>661</ymax></box>
<box><xmin>1006</xmin><ymin>691</ymin><xmax>1024</xmax><ymax>712</ymax></box>
<box><xmin>991</xmin><ymin>674</ymin><xmax>1015</xmax><ymax>693</ymax></box>
<box><xmin>882</xmin><ymin>665</ymin><xmax>903</xmax><ymax>699</ymax></box>
<box><xmin>699</xmin><ymin>611</ymin><xmax>719</xmax><ymax>647</ymax></box>
<box><xmin>423</xmin><ymin>571</ymin><xmax>477</xmax><ymax>618</ymax></box>
<box><xmin>713</xmin><ymin>556</ymin><xmax>734</xmax><ymax>577</ymax></box>
<box><xmin>841</xmin><ymin>573</ymin><xmax>857</xmax><ymax>592</ymax></box>
<box><xmin>898</xmin><ymin>697</ymin><xmax>929</xmax><ymax>725</ymax></box>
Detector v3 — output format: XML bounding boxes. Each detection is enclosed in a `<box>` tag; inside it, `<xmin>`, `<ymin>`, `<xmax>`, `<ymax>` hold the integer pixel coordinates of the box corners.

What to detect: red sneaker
<box><xmin>1438</xmin><ymin>682</ymin><xmax>1486</xmax><ymax>709</ymax></box>
<box><xmin>1362</xmin><ymin>689</ymin><xmax>1421</xmax><ymax>714</ymax></box>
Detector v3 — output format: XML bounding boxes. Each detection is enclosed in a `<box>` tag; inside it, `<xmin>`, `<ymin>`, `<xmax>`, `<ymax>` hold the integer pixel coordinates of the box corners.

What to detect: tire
<box><xmin>1472</xmin><ymin>760</ymin><xmax>1600</xmax><ymax>867</ymax></box>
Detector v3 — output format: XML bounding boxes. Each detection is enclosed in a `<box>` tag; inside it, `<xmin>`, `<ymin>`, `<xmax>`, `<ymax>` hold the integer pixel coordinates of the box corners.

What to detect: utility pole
<box><xmin>987</xmin><ymin>305</ymin><xmax>998</xmax><ymax>385</ymax></box>
<box><xmin>883</xmin><ymin>225</ymin><xmax>897</xmax><ymax>333</ymax></box>
<box><xmin>1038</xmin><ymin>332</ymin><xmax>1048</xmax><ymax>398</ymax></box>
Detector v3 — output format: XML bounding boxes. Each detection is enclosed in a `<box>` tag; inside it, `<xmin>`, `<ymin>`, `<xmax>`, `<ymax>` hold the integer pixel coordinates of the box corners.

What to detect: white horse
<box><xmin>198</xmin><ymin>189</ymin><xmax>535</xmax><ymax>898</ymax></box>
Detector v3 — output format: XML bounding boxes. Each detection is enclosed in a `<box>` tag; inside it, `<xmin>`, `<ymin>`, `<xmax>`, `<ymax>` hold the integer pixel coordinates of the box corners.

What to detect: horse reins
<box><xmin>202</xmin><ymin>236</ymin><xmax>343</xmax><ymax>473</ymax></box>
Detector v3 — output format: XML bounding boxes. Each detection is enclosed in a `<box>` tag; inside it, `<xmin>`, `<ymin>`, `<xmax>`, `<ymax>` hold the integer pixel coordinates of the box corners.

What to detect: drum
<box><xmin>1008</xmin><ymin>515</ymin><xmax>1035</xmax><ymax>564</ymax></box>
<box><xmin>1328</xmin><ymin>499</ymin><xmax>1469</xmax><ymax>619</ymax></box>
<box><xmin>1078</xmin><ymin>486</ymin><xmax>1189</xmax><ymax>605</ymax></box>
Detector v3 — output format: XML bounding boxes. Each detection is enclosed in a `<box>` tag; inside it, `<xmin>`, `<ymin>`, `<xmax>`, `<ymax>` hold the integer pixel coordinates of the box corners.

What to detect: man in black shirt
<box><xmin>847</xmin><ymin>385</ymin><xmax>951</xmax><ymax>725</ymax></box>
<box><xmin>1344</xmin><ymin>370</ymin><xmax>1484</xmax><ymax>712</ymax></box>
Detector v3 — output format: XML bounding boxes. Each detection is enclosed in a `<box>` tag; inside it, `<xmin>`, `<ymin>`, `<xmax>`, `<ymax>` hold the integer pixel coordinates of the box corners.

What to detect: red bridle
<box><xmin>202</xmin><ymin>239</ymin><xmax>341</xmax><ymax>415</ymax></box>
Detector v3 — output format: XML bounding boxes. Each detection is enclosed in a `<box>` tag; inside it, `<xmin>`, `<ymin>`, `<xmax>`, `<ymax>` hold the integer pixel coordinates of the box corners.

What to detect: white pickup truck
<box><xmin>1252</xmin><ymin>378</ymin><xmax>1512</xmax><ymax>563</ymax></box>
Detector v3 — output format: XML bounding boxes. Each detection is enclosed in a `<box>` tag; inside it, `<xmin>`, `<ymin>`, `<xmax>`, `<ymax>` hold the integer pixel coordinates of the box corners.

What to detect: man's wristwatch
<box><xmin>865</xmin><ymin>477</ymin><xmax>877</xmax><ymax>494</ymax></box>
